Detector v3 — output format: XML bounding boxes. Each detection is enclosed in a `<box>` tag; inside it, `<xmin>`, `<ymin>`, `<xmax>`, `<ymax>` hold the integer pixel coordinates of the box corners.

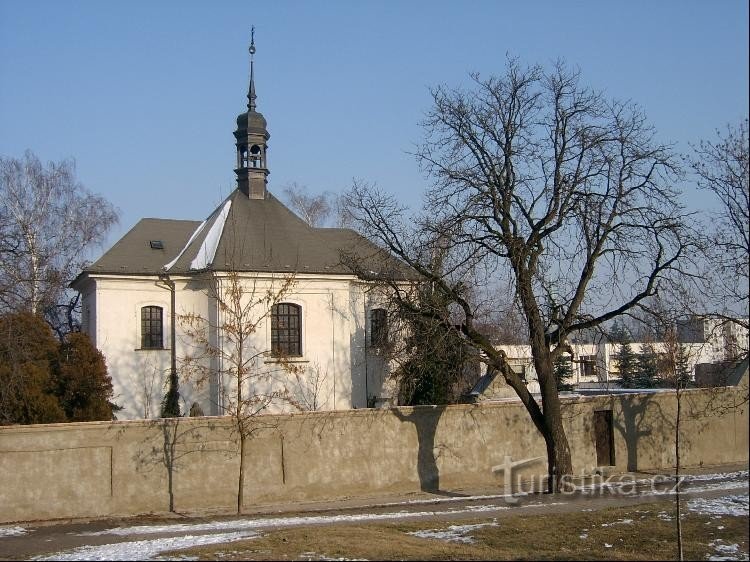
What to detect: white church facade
<box><xmin>72</xmin><ymin>36</ymin><xmax>400</xmax><ymax>419</ymax></box>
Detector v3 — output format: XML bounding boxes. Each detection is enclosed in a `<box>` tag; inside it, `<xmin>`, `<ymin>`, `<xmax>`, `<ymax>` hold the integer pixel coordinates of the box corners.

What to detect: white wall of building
<box><xmin>79</xmin><ymin>273</ymin><xmax>392</xmax><ymax>420</ymax></box>
<box><xmin>495</xmin><ymin>316</ymin><xmax>749</xmax><ymax>393</ymax></box>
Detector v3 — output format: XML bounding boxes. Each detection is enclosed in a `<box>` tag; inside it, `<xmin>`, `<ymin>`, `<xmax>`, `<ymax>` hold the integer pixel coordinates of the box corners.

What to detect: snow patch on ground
<box><xmin>32</xmin><ymin>531</ymin><xmax>259</xmax><ymax>561</ymax></box>
<box><xmin>450</xmin><ymin>504</ymin><xmax>509</xmax><ymax>514</ymax></box>
<box><xmin>520</xmin><ymin>501</ymin><xmax>567</xmax><ymax>509</ymax></box>
<box><xmin>80</xmin><ymin>504</ymin><xmax>525</xmax><ymax>539</ymax></box>
<box><xmin>0</xmin><ymin>526</ymin><xmax>27</xmax><ymax>537</ymax></box>
<box><xmin>674</xmin><ymin>481</ymin><xmax>749</xmax><ymax>496</ymax></box>
<box><xmin>575</xmin><ymin>470</ymin><xmax>748</xmax><ymax>495</ymax></box>
<box><xmin>581</xmin><ymin>479</ymin><xmax>746</xmax><ymax>498</ymax></box>
<box><xmin>408</xmin><ymin>521</ymin><xmax>497</xmax><ymax>544</ymax></box>
<box><xmin>685</xmin><ymin>471</ymin><xmax>748</xmax><ymax>483</ymax></box>
<box><xmin>603</xmin><ymin>518</ymin><xmax>634</xmax><ymax>526</ymax></box>
<box><xmin>380</xmin><ymin>493</ymin><xmax>511</xmax><ymax>507</ymax></box>
<box><xmin>707</xmin><ymin>539</ymin><xmax>749</xmax><ymax>561</ymax></box>
<box><xmin>688</xmin><ymin>495</ymin><xmax>749</xmax><ymax>517</ymax></box>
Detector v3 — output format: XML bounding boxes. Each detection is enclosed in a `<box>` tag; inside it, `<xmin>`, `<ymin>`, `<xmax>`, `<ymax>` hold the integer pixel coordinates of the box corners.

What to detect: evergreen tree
<box><xmin>396</xmin><ymin>284</ymin><xmax>475</xmax><ymax>406</ymax></box>
<box><xmin>610</xmin><ymin>323</ymin><xmax>639</xmax><ymax>388</ymax></box>
<box><xmin>608</xmin><ymin>320</ymin><xmax>630</xmax><ymax>343</ymax></box>
<box><xmin>160</xmin><ymin>371</ymin><xmax>181</xmax><ymax>418</ymax></box>
<box><xmin>635</xmin><ymin>342</ymin><xmax>660</xmax><ymax>388</ymax></box>
<box><xmin>0</xmin><ymin>312</ymin><xmax>117</xmax><ymax>425</ymax></box>
<box><xmin>0</xmin><ymin>312</ymin><xmax>65</xmax><ymax>424</ymax></box>
<box><xmin>554</xmin><ymin>354</ymin><xmax>574</xmax><ymax>391</ymax></box>
<box><xmin>674</xmin><ymin>343</ymin><xmax>692</xmax><ymax>389</ymax></box>
<box><xmin>53</xmin><ymin>332</ymin><xmax>117</xmax><ymax>421</ymax></box>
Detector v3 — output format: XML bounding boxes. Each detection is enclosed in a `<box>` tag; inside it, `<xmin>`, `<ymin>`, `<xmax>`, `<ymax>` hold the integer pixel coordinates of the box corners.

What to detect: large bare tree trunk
<box><xmin>536</xmin><ymin>360</ymin><xmax>573</xmax><ymax>491</ymax></box>
<box><xmin>340</xmin><ymin>58</ymin><xmax>690</xmax><ymax>497</ymax></box>
<box><xmin>542</xmin><ymin>408</ymin><xmax>573</xmax><ymax>493</ymax></box>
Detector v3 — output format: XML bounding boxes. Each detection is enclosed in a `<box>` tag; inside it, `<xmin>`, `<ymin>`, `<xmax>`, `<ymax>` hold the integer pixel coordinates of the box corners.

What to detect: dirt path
<box><xmin>1</xmin><ymin>464</ymin><xmax>747</xmax><ymax>561</ymax></box>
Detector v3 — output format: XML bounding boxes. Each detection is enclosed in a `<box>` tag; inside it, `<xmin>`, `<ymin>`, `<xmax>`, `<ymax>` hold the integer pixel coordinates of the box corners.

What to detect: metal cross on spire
<box><xmin>248</xmin><ymin>26</ymin><xmax>257</xmax><ymax>111</ymax></box>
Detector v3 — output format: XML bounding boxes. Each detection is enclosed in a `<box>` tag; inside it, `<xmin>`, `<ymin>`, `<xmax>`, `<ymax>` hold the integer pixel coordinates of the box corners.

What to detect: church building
<box><xmin>72</xmin><ymin>34</ymin><xmax>399</xmax><ymax>419</ymax></box>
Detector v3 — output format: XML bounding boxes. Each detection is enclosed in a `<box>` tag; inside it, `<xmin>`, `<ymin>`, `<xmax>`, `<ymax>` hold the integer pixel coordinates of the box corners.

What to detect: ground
<box><xmin>0</xmin><ymin>465</ymin><xmax>747</xmax><ymax>561</ymax></box>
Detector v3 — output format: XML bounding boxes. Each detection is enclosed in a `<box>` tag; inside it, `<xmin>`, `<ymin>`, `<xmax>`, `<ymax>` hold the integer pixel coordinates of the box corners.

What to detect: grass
<box><xmin>164</xmin><ymin>499</ymin><xmax>749</xmax><ymax>561</ymax></box>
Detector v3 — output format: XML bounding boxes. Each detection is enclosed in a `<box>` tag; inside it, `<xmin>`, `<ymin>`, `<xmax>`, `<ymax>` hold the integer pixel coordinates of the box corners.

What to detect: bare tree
<box><xmin>661</xmin><ymin>323</ymin><xmax>694</xmax><ymax>562</ymax></box>
<box><xmin>0</xmin><ymin>151</ymin><xmax>118</xmax><ymax>332</ymax></box>
<box><xmin>179</xmin><ymin>269</ymin><xmax>298</xmax><ymax>513</ymax></box>
<box><xmin>284</xmin><ymin>360</ymin><xmax>329</xmax><ymax>411</ymax></box>
<box><xmin>475</xmin><ymin>298</ymin><xmax>529</xmax><ymax>345</ymax></box>
<box><xmin>343</xmin><ymin>59</ymin><xmax>691</xmax><ymax>490</ymax></box>
<box><xmin>281</xmin><ymin>182</ymin><xmax>359</xmax><ymax>229</ymax></box>
<box><xmin>688</xmin><ymin>119</ymin><xmax>749</xmax><ymax>338</ymax></box>
<box><xmin>282</xmin><ymin>182</ymin><xmax>333</xmax><ymax>227</ymax></box>
<box><xmin>637</xmin><ymin>293</ymin><xmax>703</xmax><ymax>562</ymax></box>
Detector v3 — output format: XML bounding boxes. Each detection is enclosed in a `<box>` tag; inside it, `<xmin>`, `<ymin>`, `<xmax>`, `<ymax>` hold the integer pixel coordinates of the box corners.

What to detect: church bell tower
<box><xmin>234</xmin><ymin>27</ymin><xmax>270</xmax><ymax>199</ymax></box>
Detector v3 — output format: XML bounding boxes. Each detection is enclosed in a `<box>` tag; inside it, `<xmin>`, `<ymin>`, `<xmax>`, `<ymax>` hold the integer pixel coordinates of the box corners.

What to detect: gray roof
<box><xmin>81</xmin><ymin>218</ymin><xmax>201</xmax><ymax>276</ymax></box>
<box><xmin>80</xmin><ymin>189</ymin><xmax>410</xmax><ymax>279</ymax></box>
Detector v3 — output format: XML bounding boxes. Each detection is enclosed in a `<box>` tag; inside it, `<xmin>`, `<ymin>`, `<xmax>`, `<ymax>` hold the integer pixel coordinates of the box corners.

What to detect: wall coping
<box><xmin>0</xmin><ymin>385</ymin><xmax>737</xmax><ymax>435</ymax></box>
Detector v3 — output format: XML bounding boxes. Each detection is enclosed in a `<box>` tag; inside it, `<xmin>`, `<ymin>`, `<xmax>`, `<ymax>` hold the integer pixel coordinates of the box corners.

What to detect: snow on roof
<box><xmin>190</xmin><ymin>200</ymin><xmax>232</xmax><ymax>270</ymax></box>
<box><xmin>163</xmin><ymin>218</ymin><xmax>207</xmax><ymax>271</ymax></box>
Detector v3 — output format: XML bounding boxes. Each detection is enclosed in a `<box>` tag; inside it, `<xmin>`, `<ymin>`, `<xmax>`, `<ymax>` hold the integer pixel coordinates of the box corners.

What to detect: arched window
<box><xmin>141</xmin><ymin>306</ymin><xmax>164</xmax><ymax>349</ymax></box>
<box><xmin>250</xmin><ymin>144</ymin><xmax>262</xmax><ymax>168</ymax></box>
<box><xmin>370</xmin><ymin>308</ymin><xmax>388</xmax><ymax>347</ymax></box>
<box><xmin>271</xmin><ymin>303</ymin><xmax>301</xmax><ymax>357</ymax></box>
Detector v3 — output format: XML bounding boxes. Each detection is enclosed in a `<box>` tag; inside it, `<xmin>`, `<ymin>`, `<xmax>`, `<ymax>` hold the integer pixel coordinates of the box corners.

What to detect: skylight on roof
<box><xmin>149</xmin><ymin>240</ymin><xmax>164</xmax><ymax>250</ymax></box>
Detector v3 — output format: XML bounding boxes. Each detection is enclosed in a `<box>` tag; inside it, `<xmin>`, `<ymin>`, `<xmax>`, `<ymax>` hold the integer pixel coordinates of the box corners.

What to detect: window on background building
<box><xmin>271</xmin><ymin>303</ymin><xmax>302</xmax><ymax>356</ymax></box>
<box><xmin>141</xmin><ymin>306</ymin><xmax>164</xmax><ymax>349</ymax></box>
<box><xmin>370</xmin><ymin>308</ymin><xmax>388</xmax><ymax>347</ymax></box>
<box><xmin>509</xmin><ymin>361</ymin><xmax>528</xmax><ymax>383</ymax></box>
<box><xmin>581</xmin><ymin>355</ymin><xmax>597</xmax><ymax>379</ymax></box>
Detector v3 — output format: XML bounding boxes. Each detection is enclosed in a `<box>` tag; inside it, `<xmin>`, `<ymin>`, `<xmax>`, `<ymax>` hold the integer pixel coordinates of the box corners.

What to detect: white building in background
<box><xmin>472</xmin><ymin>316</ymin><xmax>749</xmax><ymax>400</ymax></box>
<box><xmin>72</xmin><ymin>39</ymin><xmax>403</xmax><ymax>419</ymax></box>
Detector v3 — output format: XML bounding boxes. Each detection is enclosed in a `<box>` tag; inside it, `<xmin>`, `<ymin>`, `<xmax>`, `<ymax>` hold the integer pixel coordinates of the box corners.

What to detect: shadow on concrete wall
<box><xmin>133</xmin><ymin>416</ymin><xmax>229</xmax><ymax>513</ymax></box>
<box><xmin>391</xmin><ymin>405</ymin><xmax>464</xmax><ymax>496</ymax></box>
<box><xmin>613</xmin><ymin>394</ymin><xmax>654</xmax><ymax>472</ymax></box>
<box><xmin>612</xmin><ymin>389</ymin><xmax>723</xmax><ymax>473</ymax></box>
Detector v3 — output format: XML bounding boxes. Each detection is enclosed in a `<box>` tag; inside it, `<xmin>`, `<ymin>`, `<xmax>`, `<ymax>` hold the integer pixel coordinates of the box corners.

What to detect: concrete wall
<box><xmin>0</xmin><ymin>385</ymin><xmax>747</xmax><ymax>524</ymax></box>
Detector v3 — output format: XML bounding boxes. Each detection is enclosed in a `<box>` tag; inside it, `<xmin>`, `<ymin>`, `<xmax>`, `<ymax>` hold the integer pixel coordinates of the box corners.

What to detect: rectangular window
<box><xmin>508</xmin><ymin>361</ymin><xmax>527</xmax><ymax>383</ymax></box>
<box><xmin>370</xmin><ymin>308</ymin><xmax>388</xmax><ymax>347</ymax></box>
<box><xmin>581</xmin><ymin>355</ymin><xmax>597</xmax><ymax>379</ymax></box>
<box><xmin>271</xmin><ymin>303</ymin><xmax>302</xmax><ymax>356</ymax></box>
<box><xmin>141</xmin><ymin>306</ymin><xmax>163</xmax><ymax>349</ymax></box>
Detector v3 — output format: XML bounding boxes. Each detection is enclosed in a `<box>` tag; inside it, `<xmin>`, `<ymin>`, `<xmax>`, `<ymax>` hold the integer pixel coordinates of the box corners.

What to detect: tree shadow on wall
<box><xmin>392</xmin><ymin>405</ymin><xmax>466</xmax><ymax>497</ymax></box>
<box><xmin>612</xmin><ymin>394</ymin><xmax>654</xmax><ymax>472</ymax></box>
<box><xmin>613</xmin><ymin>388</ymin><xmax>724</xmax><ymax>474</ymax></box>
<box><xmin>133</xmin><ymin>416</ymin><xmax>228</xmax><ymax>513</ymax></box>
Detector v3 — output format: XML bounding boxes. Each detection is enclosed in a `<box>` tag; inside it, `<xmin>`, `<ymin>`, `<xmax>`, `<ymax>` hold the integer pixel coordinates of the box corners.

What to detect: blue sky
<box><xmin>1</xmin><ymin>1</ymin><xmax>748</xmax><ymax>247</ymax></box>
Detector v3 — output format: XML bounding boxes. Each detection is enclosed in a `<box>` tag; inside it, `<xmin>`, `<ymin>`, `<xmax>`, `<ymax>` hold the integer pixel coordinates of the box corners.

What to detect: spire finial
<box><xmin>248</xmin><ymin>26</ymin><xmax>257</xmax><ymax>111</ymax></box>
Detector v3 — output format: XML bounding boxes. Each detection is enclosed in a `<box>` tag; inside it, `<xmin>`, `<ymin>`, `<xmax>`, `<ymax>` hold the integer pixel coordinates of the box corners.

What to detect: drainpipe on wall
<box><xmin>157</xmin><ymin>273</ymin><xmax>180</xmax><ymax>416</ymax></box>
<box><xmin>363</xmin><ymin>294</ymin><xmax>369</xmax><ymax>407</ymax></box>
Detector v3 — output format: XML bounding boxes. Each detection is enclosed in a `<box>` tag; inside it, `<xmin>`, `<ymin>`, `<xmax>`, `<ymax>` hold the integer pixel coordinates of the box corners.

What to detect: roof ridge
<box><xmin>138</xmin><ymin>217</ymin><xmax>203</xmax><ymax>223</ymax></box>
